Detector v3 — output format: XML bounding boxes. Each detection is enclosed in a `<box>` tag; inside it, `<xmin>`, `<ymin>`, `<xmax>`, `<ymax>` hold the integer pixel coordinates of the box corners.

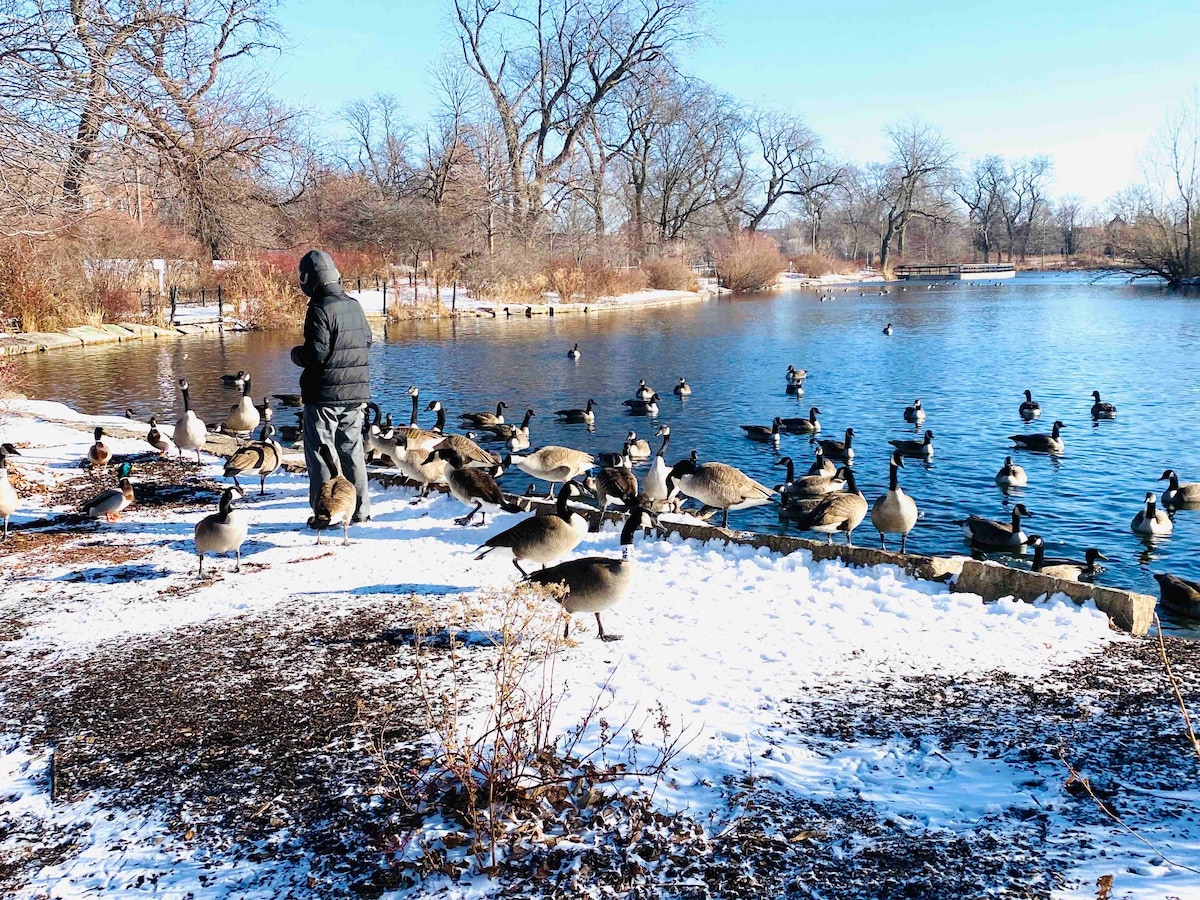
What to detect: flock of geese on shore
<box><xmin>3</xmin><ymin>332</ymin><xmax>1200</xmax><ymax>636</ymax></box>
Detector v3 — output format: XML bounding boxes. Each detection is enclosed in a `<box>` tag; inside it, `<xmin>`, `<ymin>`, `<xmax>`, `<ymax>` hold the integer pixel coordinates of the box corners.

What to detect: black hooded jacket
<box><xmin>292</xmin><ymin>256</ymin><xmax>372</xmax><ymax>405</ymax></box>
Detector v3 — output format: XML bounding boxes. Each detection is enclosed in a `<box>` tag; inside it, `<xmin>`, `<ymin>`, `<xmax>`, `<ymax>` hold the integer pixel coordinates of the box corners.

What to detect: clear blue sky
<box><xmin>274</xmin><ymin>0</ymin><xmax>1200</xmax><ymax>207</ymax></box>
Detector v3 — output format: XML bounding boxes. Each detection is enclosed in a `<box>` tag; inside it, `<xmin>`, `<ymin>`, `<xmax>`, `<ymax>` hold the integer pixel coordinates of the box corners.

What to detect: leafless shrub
<box><xmin>219</xmin><ymin>258</ymin><xmax>307</xmax><ymax>330</ymax></box>
<box><xmin>716</xmin><ymin>231</ymin><xmax>784</xmax><ymax>291</ymax></box>
<box><xmin>643</xmin><ymin>256</ymin><xmax>698</xmax><ymax>291</ymax></box>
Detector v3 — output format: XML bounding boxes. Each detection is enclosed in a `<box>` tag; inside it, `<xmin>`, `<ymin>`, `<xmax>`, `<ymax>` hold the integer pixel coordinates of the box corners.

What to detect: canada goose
<box><xmin>626</xmin><ymin>431</ymin><xmax>651</xmax><ymax>460</ymax></box>
<box><xmin>194</xmin><ymin>486</ymin><xmax>249</xmax><ymax>576</ymax></box>
<box><xmin>883</xmin><ymin>323</ymin><xmax>893</xmax><ymax>335</ymax></box>
<box><xmin>808</xmin><ymin>447</ymin><xmax>836</xmax><ymax>476</ymax></box>
<box><xmin>1132</xmin><ymin>492</ymin><xmax>1173</xmax><ymax>536</ymax></box>
<box><xmin>958</xmin><ymin>503</ymin><xmax>1033</xmax><ymax>548</ymax></box>
<box><xmin>667</xmin><ymin>457</ymin><xmax>775</xmax><ymax>528</ymax></box>
<box><xmin>271</xmin><ymin>393</ymin><xmax>302</xmax><ymax>407</ymax></box>
<box><xmin>224</xmin><ymin>375</ymin><xmax>260</xmax><ymax>436</ymax></box>
<box><xmin>392</xmin><ymin>389</ymin><xmax>442</xmax><ymax>454</ymax></box>
<box><xmin>785</xmin><ymin>365</ymin><xmax>807</xmax><ymax>384</ymax></box>
<box><xmin>427</xmin><ymin>447</ymin><xmax>521</xmax><ymax>526</ymax></box>
<box><xmin>1019</xmin><ymin>389</ymin><xmax>1041</xmax><ymax>419</ymax></box>
<box><xmin>79</xmin><ymin>476</ymin><xmax>135</xmax><ymax>521</ymax></box>
<box><xmin>1026</xmin><ymin>537</ymin><xmax>1107</xmax><ymax>582</ymax></box>
<box><xmin>589</xmin><ymin>444</ymin><xmax>639</xmax><ymax>531</ymax></box>
<box><xmin>623</xmin><ymin>394</ymin><xmax>660</xmax><ymax>416</ymax></box>
<box><xmin>174</xmin><ymin>380</ymin><xmax>208</xmax><ymax>462</ymax></box>
<box><xmin>814</xmin><ymin>427</ymin><xmax>855</xmax><ymax>462</ymax></box>
<box><xmin>555</xmin><ymin>398</ymin><xmax>596</xmax><ymax>424</ymax></box>
<box><xmin>221</xmin><ymin>370</ymin><xmax>247</xmax><ymax>387</ymax></box>
<box><xmin>363</xmin><ymin>402</ymin><xmax>391</xmax><ymax>465</ymax></box>
<box><xmin>1090</xmin><ymin>390</ymin><xmax>1117</xmax><ymax>419</ymax></box>
<box><xmin>780</xmin><ymin>407</ymin><xmax>821</xmax><ymax>434</ymax></box>
<box><xmin>475</xmin><ymin>481</ymin><xmax>589</xmax><ymax>575</ymax></box>
<box><xmin>481</xmin><ymin>408</ymin><xmax>535</xmax><ymax>443</ymax></box>
<box><xmin>508</xmin><ymin>446</ymin><xmax>595</xmax><ymax>497</ymax></box>
<box><xmin>392</xmin><ymin>432</ymin><xmax>450</xmax><ymax>499</ymax></box>
<box><xmin>871</xmin><ymin>451</ymin><xmax>919</xmax><ymax>552</ymax></box>
<box><xmin>888</xmin><ymin>430</ymin><xmax>934</xmax><ymax>460</ymax></box>
<box><xmin>902</xmin><ymin>399</ymin><xmax>925</xmax><ymax>424</ymax></box>
<box><xmin>145</xmin><ymin>417</ymin><xmax>174</xmax><ymax>456</ymax></box>
<box><xmin>642</xmin><ymin>425</ymin><xmax>674</xmax><ymax>505</ymax></box>
<box><xmin>311</xmin><ymin>443</ymin><xmax>356</xmax><ymax>545</ymax></box>
<box><xmin>597</xmin><ymin>444</ymin><xmax>632</xmax><ymax>470</ymax></box>
<box><xmin>1009</xmin><ymin>421</ymin><xmax>1065</xmax><ymax>453</ymax></box>
<box><xmin>525</xmin><ymin>506</ymin><xmax>657</xmax><ymax>641</ymax></box>
<box><xmin>1153</xmin><ymin>573</ymin><xmax>1200</xmax><ymax>617</ymax></box>
<box><xmin>0</xmin><ymin>443</ymin><xmax>20</xmax><ymax>539</ymax></box>
<box><xmin>87</xmin><ymin>427</ymin><xmax>111</xmax><ymax>469</ymax></box>
<box><xmin>788</xmin><ymin>468</ymin><xmax>868</xmax><ymax>545</ymax></box>
<box><xmin>431</xmin><ymin>431</ymin><xmax>500</xmax><ymax>469</ymax></box>
<box><xmin>741</xmin><ymin>417</ymin><xmax>782</xmax><ymax>446</ymax></box>
<box><xmin>635</xmin><ymin>380</ymin><xmax>654</xmax><ymax>401</ymax></box>
<box><xmin>223</xmin><ymin>423</ymin><xmax>283</xmax><ymax>495</ymax></box>
<box><xmin>995</xmin><ymin>456</ymin><xmax>1028</xmax><ymax>488</ymax></box>
<box><xmin>568</xmin><ymin>342</ymin><xmax>581</xmax><ymax>359</ymax></box>
<box><xmin>673</xmin><ymin>377</ymin><xmax>691</xmax><ymax>397</ymax></box>
<box><xmin>460</xmin><ymin>401</ymin><xmax>507</xmax><ymax>429</ymax></box>
<box><xmin>774</xmin><ymin>457</ymin><xmax>847</xmax><ymax>498</ymax></box>
<box><xmin>1160</xmin><ymin>469</ymin><xmax>1200</xmax><ymax>509</ymax></box>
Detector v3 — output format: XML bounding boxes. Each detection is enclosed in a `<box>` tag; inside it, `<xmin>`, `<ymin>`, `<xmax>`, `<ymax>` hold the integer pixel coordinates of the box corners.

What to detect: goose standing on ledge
<box><xmin>1019</xmin><ymin>390</ymin><xmax>1041</xmax><ymax>419</ymax></box>
<box><xmin>87</xmin><ymin>427</ymin><xmax>111</xmax><ymax>469</ymax></box>
<box><xmin>781</xmin><ymin>407</ymin><xmax>821</xmax><ymax>434</ymax></box>
<box><xmin>568</xmin><ymin>342</ymin><xmax>581</xmax><ymax>359</ymax></box>
<box><xmin>958</xmin><ymin>503</ymin><xmax>1033</xmax><ymax>549</ymax></box>
<box><xmin>1026</xmin><ymin>537</ymin><xmax>1107</xmax><ymax>581</ymax></box>
<box><xmin>741</xmin><ymin>417</ymin><xmax>782</xmax><ymax>446</ymax></box>
<box><xmin>903</xmin><ymin>399</ymin><xmax>925</xmax><ymax>424</ymax></box>
<box><xmin>642</xmin><ymin>425</ymin><xmax>673</xmax><ymax>507</ymax></box>
<box><xmin>1160</xmin><ymin>469</ymin><xmax>1200</xmax><ymax>509</ymax></box>
<box><xmin>1090</xmin><ymin>390</ymin><xmax>1117</xmax><ymax>419</ymax></box>
<box><xmin>788</xmin><ymin>468</ymin><xmax>867</xmax><ymax>545</ymax></box>
<box><xmin>525</xmin><ymin>506</ymin><xmax>657</xmax><ymax>641</ymax></box>
<box><xmin>508</xmin><ymin>445</ymin><xmax>595</xmax><ymax>497</ymax></box>
<box><xmin>673</xmin><ymin>377</ymin><xmax>692</xmax><ymax>397</ymax></box>
<box><xmin>667</xmin><ymin>457</ymin><xmax>776</xmax><ymax>528</ymax></box>
<box><xmin>994</xmin><ymin>456</ymin><xmax>1028</xmax><ymax>488</ymax></box>
<box><xmin>889</xmin><ymin>429</ymin><xmax>934</xmax><ymax>460</ymax></box>
<box><xmin>194</xmin><ymin>486</ymin><xmax>249</xmax><ymax>576</ymax></box>
<box><xmin>224</xmin><ymin>374</ymin><xmax>260</xmax><ymax>437</ymax></box>
<box><xmin>589</xmin><ymin>442</ymin><xmax>639</xmax><ymax>530</ymax></box>
<box><xmin>871</xmin><ymin>451</ymin><xmax>919</xmax><ymax>552</ymax></box>
<box><xmin>555</xmin><ymin>398</ymin><xmax>596</xmax><ymax>425</ymax></box>
<box><xmin>814</xmin><ymin>427</ymin><xmax>855</xmax><ymax>462</ymax></box>
<box><xmin>174</xmin><ymin>379</ymin><xmax>208</xmax><ymax>462</ymax></box>
<box><xmin>1131</xmin><ymin>492</ymin><xmax>1172</xmax><ymax>536</ymax></box>
<box><xmin>0</xmin><ymin>444</ymin><xmax>20</xmax><ymax>539</ymax></box>
<box><xmin>474</xmin><ymin>481</ymin><xmax>588</xmax><ymax>575</ymax></box>
<box><xmin>1009</xmin><ymin>421</ymin><xmax>1065</xmax><ymax>453</ymax></box>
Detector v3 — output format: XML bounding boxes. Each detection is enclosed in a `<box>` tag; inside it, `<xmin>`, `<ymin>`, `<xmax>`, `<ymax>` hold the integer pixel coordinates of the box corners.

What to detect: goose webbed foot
<box><xmin>512</xmin><ymin>558</ymin><xmax>529</xmax><ymax>577</ymax></box>
<box><xmin>596</xmin><ymin>614</ymin><xmax>621</xmax><ymax>641</ymax></box>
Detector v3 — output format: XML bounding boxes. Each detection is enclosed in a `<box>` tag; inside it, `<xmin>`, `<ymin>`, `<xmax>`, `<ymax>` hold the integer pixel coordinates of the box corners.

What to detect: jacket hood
<box><xmin>298</xmin><ymin>249</ymin><xmax>341</xmax><ymax>298</ymax></box>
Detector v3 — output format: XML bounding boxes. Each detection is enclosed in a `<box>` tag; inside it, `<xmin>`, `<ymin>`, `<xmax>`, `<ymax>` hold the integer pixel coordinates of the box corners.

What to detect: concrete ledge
<box><xmin>117</xmin><ymin>323</ymin><xmax>179</xmax><ymax>338</ymax></box>
<box><xmin>0</xmin><ymin>339</ymin><xmax>38</xmax><ymax>356</ymax></box>
<box><xmin>174</xmin><ymin>323</ymin><xmax>223</xmax><ymax>335</ymax></box>
<box><xmin>12</xmin><ymin>332</ymin><xmax>84</xmax><ymax>351</ymax></box>
<box><xmin>99</xmin><ymin>324</ymin><xmax>137</xmax><ymax>341</ymax></box>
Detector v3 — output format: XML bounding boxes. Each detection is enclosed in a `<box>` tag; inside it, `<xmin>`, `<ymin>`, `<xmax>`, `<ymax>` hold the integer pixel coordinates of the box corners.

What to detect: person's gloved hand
<box><xmin>290</xmin><ymin>345</ymin><xmax>305</xmax><ymax>367</ymax></box>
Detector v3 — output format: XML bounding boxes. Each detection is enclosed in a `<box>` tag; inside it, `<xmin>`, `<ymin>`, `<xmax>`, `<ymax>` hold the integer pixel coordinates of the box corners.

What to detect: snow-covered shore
<box><xmin>1</xmin><ymin>400</ymin><xmax>1198</xmax><ymax>898</ymax></box>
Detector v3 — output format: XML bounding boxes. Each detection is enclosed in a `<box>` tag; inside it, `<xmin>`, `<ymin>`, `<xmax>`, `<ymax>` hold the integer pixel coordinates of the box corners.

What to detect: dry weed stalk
<box><xmin>1153</xmin><ymin>613</ymin><xmax>1200</xmax><ymax>760</ymax></box>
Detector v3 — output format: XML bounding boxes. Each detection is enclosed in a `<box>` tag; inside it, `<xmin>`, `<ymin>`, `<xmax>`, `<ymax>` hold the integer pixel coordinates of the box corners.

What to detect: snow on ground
<box><xmin>1</xmin><ymin>399</ymin><xmax>1198</xmax><ymax>898</ymax></box>
<box><xmin>346</xmin><ymin>281</ymin><xmax>718</xmax><ymax>315</ymax></box>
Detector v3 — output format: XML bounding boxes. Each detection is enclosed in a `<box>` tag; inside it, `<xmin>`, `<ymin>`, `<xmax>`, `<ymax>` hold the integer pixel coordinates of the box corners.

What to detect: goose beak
<box><xmin>1096</xmin><ymin>552</ymin><xmax>1110</xmax><ymax>561</ymax></box>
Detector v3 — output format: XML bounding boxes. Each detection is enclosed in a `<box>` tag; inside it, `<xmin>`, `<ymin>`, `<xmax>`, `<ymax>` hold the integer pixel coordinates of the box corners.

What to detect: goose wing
<box><xmin>963</xmin><ymin>515</ymin><xmax>1013</xmax><ymax>544</ymax></box>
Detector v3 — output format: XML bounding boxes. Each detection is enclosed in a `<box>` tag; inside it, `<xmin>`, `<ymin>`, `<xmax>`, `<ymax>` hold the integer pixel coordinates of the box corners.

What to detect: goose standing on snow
<box><xmin>781</xmin><ymin>407</ymin><xmax>821</xmax><ymax>434</ymax></box>
<box><xmin>460</xmin><ymin>401</ymin><xmax>507</xmax><ymax>429</ymax></box>
<box><xmin>568</xmin><ymin>342</ymin><xmax>581</xmax><ymax>359</ymax></box>
<box><xmin>741</xmin><ymin>417</ymin><xmax>782</xmax><ymax>446</ymax></box>
<box><xmin>1090</xmin><ymin>390</ymin><xmax>1117</xmax><ymax>419</ymax></box>
<box><xmin>788</xmin><ymin>468</ymin><xmax>868</xmax><ymax>545</ymax></box>
<box><xmin>79</xmin><ymin>476</ymin><xmax>135</xmax><ymax>522</ymax></box>
<box><xmin>995</xmin><ymin>456</ymin><xmax>1028</xmax><ymax>488</ymax></box>
<box><xmin>223</xmin><ymin>423</ymin><xmax>283</xmax><ymax>495</ymax></box>
<box><xmin>1160</xmin><ymin>469</ymin><xmax>1200</xmax><ymax>509</ymax></box>
<box><xmin>673</xmin><ymin>377</ymin><xmax>692</xmax><ymax>397</ymax></box>
<box><xmin>555</xmin><ymin>398</ymin><xmax>596</xmax><ymax>425</ymax></box>
<box><xmin>194</xmin><ymin>486</ymin><xmax>249</xmax><ymax>576</ymax></box>
<box><xmin>871</xmin><ymin>450</ymin><xmax>919</xmax><ymax>552</ymax></box>
<box><xmin>667</xmin><ymin>457</ymin><xmax>776</xmax><ymax>528</ymax></box>
<box><xmin>814</xmin><ymin>427</ymin><xmax>855</xmax><ymax>462</ymax></box>
<box><xmin>174</xmin><ymin>379</ymin><xmax>208</xmax><ymax>462</ymax></box>
<box><xmin>508</xmin><ymin>445</ymin><xmax>595</xmax><ymax>497</ymax></box>
<box><xmin>0</xmin><ymin>443</ymin><xmax>20</xmax><ymax>539</ymax></box>
<box><xmin>641</xmin><ymin>425</ymin><xmax>674</xmax><ymax>507</ymax></box>
<box><xmin>475</xmin><ymin>481</ymin><xmax>589</xmax><ymax>575</ymax></box>
<box><xmin>224</xmin><ymin>374</ymin><xmax>261</xmax><ymax>437</ymax></box>
<box><xmin>428</xmin><ymin>447</ymin><xmax>521</xmax><ymax>526</ymax></box>
<box><xmin>87</xmin><ymin>427</ymin><xmax>111</xmax><ymax>469</ymax></box>
<box><xmin>1009</xmin><ymin>421</ymin><xmax>1065</xmax><ymax>453</ymax></box>
<box><xmin>589</xmin><ymin>442</ymin><xmax>639</xmax><ymax>530</ymax></box>
<box><xmin>903</xmin><ymin>399</ymin><xmax>925</xmax><ymax>424</ymax></box>
<box><xmin>312</xmin><ymin>443</ymin><xmax>357</xmax><ymax>545</ymax></box>
<box><xmin>1026</xmin><ymin>537</ymin><xmax>1107</xmax><ymax>582</ymax></box>
<box><xmin>958</xmin><ymin>503</ymin><xmax>1033</xmax><ymax>549</ymax></box>
<box><xmin>525</xmin><ymin>506</ymin><xmax>657</xmax><ymax>641</ymax></box>
<box><xmin>146</xmin><ymin>417</ymin><xmax>174</xmax><ymax>456</ymax></box>
<box><xmin>1019</xmin><ymin>390</ymin><xmax>1041</xmax><ymax>419</ymax></box>
<box><xmin>889</xmin><ymin>429</ymin><xmax>934</xmax><ymax>460</ymax></box>
<box><xmin>1131</xmin><ymin>492</ymin><xmax>1172</xmax><ymax>536</ymax></box>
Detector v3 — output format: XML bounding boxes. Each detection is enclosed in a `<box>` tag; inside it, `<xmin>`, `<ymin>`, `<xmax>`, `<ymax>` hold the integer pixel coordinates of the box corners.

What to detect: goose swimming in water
<box><xmin>623</xmin><ymin>394</ymin><xmax>660</xmax><ymax>416</ymax></box>
<box><xmin>994</xmin><ymin>456</ymin><xmax>1028</xmax><ymax>488</ymax></box>
<box><xmin>1159</xmin><ymin>469</ymin><xmax>1200</xmax><ymax>509</ymax></box>
<box><xmin>871</xmin><ymin>450</ymin><xmax>919</xmax><ymax>552</ymax></box>
<box><xmin>635</xmin><ymin>380</ymin><xmax>655</xmax><ymax>401</ymax></box>
<box><xmin>958</xmin><ymin>503</ymin><xmax>1033</xmax><ymax>548</ymax></box>
<box><xmin>1153</xmin><ymin>573</ymin><xmax>1200</xmax><ymax>617</ymax></box>
<box><xmin>773</xmin><ymin>456</ymin><xmax>847</xmax><ymax>498</ymax></box>
<box><xmin>888</xmin><ymin>430</ymin><xmax>934</xmax><ymax>460</ymax></box>
<box><xmin>785</xmin><ymin>365</ymin><xmax>807</xmax><ymax>384</ymax></box>
<box><xmin>1019</xmin><ymin>389</ymin><xmax>1041</xmax><ymax>420</ymax></box>
<box><xmin>780</xmin><ymin>407</ymin><xmax>821</xmax><ymax>434</ymax></box>
<box><xmin>673</xmin><ymin>377</ymin><xmax>692</xmax><ymax>397</ymax></box>
<box><xmin>626</xmin><ymin>431</ymin><xmax>651</xmax><ymax>460</ymax></box>
<box><xmin>221</xmin><ymin>370</ymin><xmax>247</xmax><ymax>388</ymax></box>
<box><xmin>1131</xmin><ymin>492</ymin><xmax>1172</xmax><ymax>536</ymax></box>
<box><xmin>555</xmin><ymin>398</ymin><xmax>596</xmax><ymax>425</ymax></box>
<box><xmin>1009</xmin><ymin>421</ymin><xmax>1065</xmax><ymax>454</ymax></box>
<box><xmin>902</xmin><ymin>399</ymin><xmax>925</xmax><ymax>424</ymax></box>
<box><xmin>474</xmin><ymin>481</ymin><xmax>588</xmax><ymax>575</ymax></box>
<box><xmin>814</xmin><ymin>427</ymin><xmax>855</xmax><ymax>462</ymax></box>
<box><xmin>568</xmin><ymin>342</ymin><xmax>581</xmax><ymax>359</ymax></box>
<box><xmin>741</xmin><ymin>417</ymin><xmax>782</xmax><ymax>446</ymax></box>
<box><xmin>808</xmin><ymin>446</ymin><xmax>836</xmax><ymax>476</ymax></box>
<box><xmin>1026</xmin><ymin>536</ymin><xmax>1107</xmax><ymax>582</ymax></box>
<box><xmin>1090</xmin><ymin>390</ymin><xmax>1117</xmax><ymax>419</ymax></box>
<box><xmin>883</xmin><ymin>323</ymin><xmax>893</xmax><ymax>335</ymax></box>
<box><xmin>460</xmin><ymin>401</ymin><xmax>507</xmax><ymax>429</ymax></box>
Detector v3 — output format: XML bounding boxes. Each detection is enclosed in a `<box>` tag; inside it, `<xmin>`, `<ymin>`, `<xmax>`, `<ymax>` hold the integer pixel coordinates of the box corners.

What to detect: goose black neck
<box><xmin>1170</xmin><ymin>472</ymin><xmax>1181</xmax><ymax>490</ymax></box>
<box><xmin>409</xmin><ymin>393</ymin><xmax>419</xmax><ymax>425</ymax></box>
<box><xmin>242</xmin><ymin>377</ymin><xmax>252</xmax><ymax>397</ymax></box>
<box><xmin>844</xmin><ymin>469</ymin><xmax>859</xmax><ymax>494</ymax></box>
<box><xmin>434</xmin><ymin>406</ymin><xmax>446</xmax><ymax>432</ymax></box>
<box><xmin>219</xmin><ymin>491</ymin><xmax>234</xmax><ymax>518</ymax></box>
<box><xmin>521</xmin><ymin>409</ymin><xmax>533</xmax><ymax>428</ymax></box>
<box><xmin>620</xmin><ymin>512</ymin><xmax>645</xmax><ymax>545</ymax></box>
<box><xmin>1012</xmin><ymin>508</ymin><xmax>1023</xmax><ymax>528</ymax></box>
<box><xmin>844</xmin><ymin>430</ymin><xmax>853</xmax><ymax>448</ymax></box>
<box><xmin>181</xmin><ymin>387</ymin><xmax>191</xmax><ymax>412</ymax></box>
<box><xmin>888</xmin><ymin>463</ymin><xmax>899</xmax><ymax>491</ymax></box>
<box><xmin>782</xmin><ymin>457</ymin><xmax>795</xmax><ymax>483</ymax></box>
<box><xmin>555</xmin><ymin>486</ymin><xmax>573</xmax><ymax>519</ymax></box>
<box><xmin>1031</xmin><ymin>540</ymin><xmax>1044</xmax><ymax>571</ymax></box>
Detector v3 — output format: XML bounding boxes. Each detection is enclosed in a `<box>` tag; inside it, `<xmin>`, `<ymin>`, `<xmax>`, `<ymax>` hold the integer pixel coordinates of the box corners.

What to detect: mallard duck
<box><xmin>474</xmin><ymin>481</ymin><xmax>588</xmax><ymax>575</ymax></box>
<box><xmin>194</xmin><ymin>486</ymin><xmax>249</xmax><ymax>576</ymax></box>
<box><xmin>958</xmin><ymin>503</ymin><xmax>1033</xmax><ymax>548</ymax></box>
<box><xmin>888</xmin><ymin>429</ymin><xmax>934</xmax><ymax>460</ymax></box>
<box><xmin>1019</xmin><ymin>389</ymin><xmax>1041</xmax><ymax>419</ymax></box>
<box><xmin>87</xmin><ymin>427</ymin><xmax>111</xmax><ymax>469</ymax></box>
<box><xmin>174</xmin><ymin>379</ymin><xmax>208</xmax><ymax>462</ymax></box>
<box><xmin>673</xmin><ymin>377</ymin><xmax>691</xmax><ymax>397</ymax></box>
<box><xmin>146</xmin><ymin>417</ymin><xmax>174</xmax><ymax>456</ymax></box>
<box><xmin>525</xmin><ymin>506</ymin><xmax>657</xmax><ymax>641</ymax></box>
<box><xmin>787</xmin><ymin>468</ymin><xmax>868</xmax><ymax>545</ymax></box>
<box><xmin>667</xmin><ymin>457</ymin><xmax>776</xmax><ymax>528</ymax></box>
<box><xmin>1131</xmin><ymin>492</ymin><xmax>1172</xmax><ymax>536</ymax></box>
<box><xmin>0</xmin><ymin>443</ymin><xmax>20</xmax><ymax>539</ymax></box>
<box><xmin>995</xmin><ymin>456</ymin><xmax>1028</xmax><ymax>488</ymax></box>
<box><xmin>224</xmin><ymin>374</ymin><xmax>260</xmax><ymax>436</ymax></box>
<box><xmin>1026</xmin><ymin>537</ymin><xmax>1107</xmax><ymax>581</ymax></box>
<box><xmin>554</xmin><ymin>399</ymin><xmax>596</xmax><ymax>424</ymax></box>
<box><xmin>1090</xmin><ymin>390</ymin><xmax>1117</xmax><ymax>419</ymax></box>
<box><xmin>871</xmin><ymin>451</ymin><xmax>919</xmax><ymax>552</ymax></box>
<box><xmin>1009</xmin><ymin>421</ymin><xmax>1065</xmax><ymax>453</ymax></box>
<box><xmin>902</xmin><ymin>399</ymin><xmax>925</xmax><ymax>424</ymax></box>
<box><xmin>223</xmin><ymin>423</ymin><xmax>283</xmax><ymax>495</ymax></box>
<box><xmin>79</xmin><ymin>476</ymin><xmax>135</xmax><ymax>522</ymax></box>
<box><xmin>781</xmin><ymin>407</ymin><xmax>821</xmax><ymax>434</ymax></box>
<box><xmin>1160</xmin><ymin>469</ymin><xmax>1200</xmax><ymax>509</ymax></box>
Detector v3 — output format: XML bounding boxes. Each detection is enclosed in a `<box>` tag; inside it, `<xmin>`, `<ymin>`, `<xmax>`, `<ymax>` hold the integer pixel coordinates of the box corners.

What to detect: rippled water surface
<box><xmin>13</xmin><ymin>272</ymin><xmax>1200</xmax><ymax>635</ymax></box>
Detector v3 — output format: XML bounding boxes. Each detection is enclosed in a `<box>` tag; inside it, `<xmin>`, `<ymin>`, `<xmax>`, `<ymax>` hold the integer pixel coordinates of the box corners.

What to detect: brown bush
<box><xmin>642</xmin><ymin>256</ymin><xmax>698</xmax><ymax>291</ymax></box>
<box><xmin>547</xmin><ymin>264</ymin><xmax>585</xmax><ymax>302</ymax></box>
<box><xmin>716</xmin><ymin>232</ymin><xmax>784</xmax><ymax>292</ymax></box>
<box><xmin>219</xmin><ymin>258</ymin><xmax>308</xmax><ymax>330</ymax></box>
<box><xmin>786</xmin><ymin>253</ymin><xmax>856</xmax><ymax>278</ymax></box>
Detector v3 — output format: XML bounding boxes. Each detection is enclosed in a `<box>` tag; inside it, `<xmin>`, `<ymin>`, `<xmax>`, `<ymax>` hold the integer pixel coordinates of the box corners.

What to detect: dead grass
<box><xmin>716</xmin><ymin>232</ymin><xmax>784</xmax><ymax>292</ymax></box>
<box><xmin>643</xmin><ymin>256</ymin><xmax>698</xmax><ymax>292</ymax></box>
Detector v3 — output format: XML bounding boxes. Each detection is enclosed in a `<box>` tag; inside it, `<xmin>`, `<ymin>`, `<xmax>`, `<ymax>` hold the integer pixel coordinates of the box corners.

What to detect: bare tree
<box><xmin>955</xmin><ymin>155</ymin><xmax>1006</xmax><ymax>262</ymax></box>
<box><xmin>1004</xmin><ymin>155</ymin><xmax>1052</xmax><ymax>261</ymax></box>
<box><xmin>340</xmin><ymin>93</ymin><xmax>412</xmax><ymax>200</ymax></box>
<box><xmin>875</xmin><ymin>119</ymin><xmax>956</xmax><ymax>274</ymax></box>
<box><xmin>739</xmin><ymin>109</ymin><xmax>842</xmax><ymax>233</ymax></box>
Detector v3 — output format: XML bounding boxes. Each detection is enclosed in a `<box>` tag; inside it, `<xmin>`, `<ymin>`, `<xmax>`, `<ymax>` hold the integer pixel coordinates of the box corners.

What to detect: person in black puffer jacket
<box><xmin>291</xmin><ymin>249</ymin><xmax>372</xmax><ymax>523</ymax></box>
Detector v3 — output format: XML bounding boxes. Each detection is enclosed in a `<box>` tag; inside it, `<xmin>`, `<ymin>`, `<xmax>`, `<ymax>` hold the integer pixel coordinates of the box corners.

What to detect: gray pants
<box><xmin>302</xmin><ymin>404</ymin><xmax>371</xmax><ymax>521</ymax></box>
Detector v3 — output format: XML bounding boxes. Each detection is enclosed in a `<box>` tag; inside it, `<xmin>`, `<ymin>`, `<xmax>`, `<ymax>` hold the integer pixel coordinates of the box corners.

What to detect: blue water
<box><xmin>15</xmin><ymin>272</ymin><xmax>1200</xmax><ymax>635</ymax></box>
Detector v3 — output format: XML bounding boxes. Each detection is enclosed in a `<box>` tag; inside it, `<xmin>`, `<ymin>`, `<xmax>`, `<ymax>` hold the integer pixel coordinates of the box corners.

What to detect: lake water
<box><xmin>11</xmin><ymin>272</ymin><xmax>1200</xmax><ymax>635</ymax></box>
